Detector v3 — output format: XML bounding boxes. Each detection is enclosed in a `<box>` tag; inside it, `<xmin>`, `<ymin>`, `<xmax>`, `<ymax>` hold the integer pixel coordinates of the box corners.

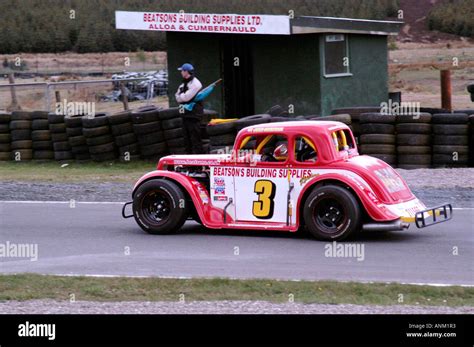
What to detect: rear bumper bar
<box><xmin>122</xmin><ymin>201</ymin><xmax>134</xmax><ymax>219</ymax></box>
<box><xmin>415</xmin><ymin>203</ymin><xmax>452</xmax><ymax>228</ymax></box>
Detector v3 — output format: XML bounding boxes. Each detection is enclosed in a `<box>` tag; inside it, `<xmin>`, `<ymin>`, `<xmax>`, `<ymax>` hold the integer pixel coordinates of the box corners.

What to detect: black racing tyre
<box><xmin>83</xmin><ymin>126</ymin><xmax>110</xmax><ymax>138</ymax></box>
<box><xmin>119</xmin><ymin>143</ymin><xmax>140</xmax><ymax>155</ymax></box>
<box><xmin>32</xmin><ymin>140</ymin><xmax>53</xmax><ymax>150</ymax></box>
<box><xmin>368</xmin><ymin>153</ymin><xmax>397</xmax><ymax>164</ymax></box>
<box><xmin>11</xmin><ymin>130</ymin><xmax>31</xmax><ymax>141</ymax></box>
<box><xmin>397</xmin><ymin>134</ymin><xmax>431</xmax><ymax>146</ymax></box>
<box><xmin>360</xmin><ymin>123</ymin><xmax>395</xmax><ymax>134</ymax></box>
<box><xmin>0</xmin><ymin>143</ymin><xmax>10</xmax><ymax>151</ymax></box>
<box><xmin>82</xmin><ymin>113</ymin><xmax>109</xmax><ymax>128</ymax></box>
<box><xmin>0</xmin><ymin>152</ymin><xmax>11</xmax><ymax>161</ymax></box>
<box><xmin>108</xmin><ymin>111</ymin><xmax>131</xmax><ymax>125</ymax></box>
<box><xmin>398</xmin><ymin>164</ymin><xmax>431</xmax><ymax>170</ymax></box>
<box><xmin>53</xmin><ymin>141</ymin><xmax>71</xmax><ymax>151</ymax></box>
<box><xmin>312</xmin><ymin>114</ymin><xmax>352</xmax><ymax>125</ymax></box>
<box><xmin>0</xmin><ymin>124</ymin><xmax>9</xmax><ymax>133</ymax></box>
<box><xmin>163</xmin><ymin>128</ymin><xmax>184</xmax><ymax>140</ymax></box>
<box><xmin>359</xmin><ymin>113</ymin><xmax>396</xmax><ymax>124</ymax></box>
<box><xmin>136</xmin><ymin>105</ymin><xmax>160</xmax><ymax>113</ymax></box>
<box><xmin>397</xmin><ymin>146</ymin><xmax>431</xmax><ymax>155</ymax></box>
<box><xmin>10</xmin><ymin>120</ymin><xmax>31</xmax><ymax>130</ymax></box>
<box><xmin>54</xmin><ymin>151</ymin><xmax>74</xmax><ymax>161</ymax></box>
<box><xmin>11</xmin><ymin>149</ymin><xmax>32</xmax><ymax>160</ymax></box>
<box><xmin>432</xmin><ymin>124</ymin><xmax>468</xmax><ymax>135</ymax></box>
<box><xmin>266</xmin><ymin>105</ymin><xmax>288</xmax><ymax>117</ymax></box>
<box><xmin>64</xmin><ymin>115</ymin><xmax>83</xmax><ymax>128</ymax></box>
<box><xmin>206</xmin><ymin>121</ymin><xmax>237</xmax><ymax>136</ymax></box>
<box><xmin>32</xmin><ymin>111</ymin><xmax>49</xmax><ymax>120</ymax></box>
<box><xmin>398</xmin><ymin>154</ymin><xmax>431</xmax><ymax>165</ymax></box>
<box><xmin>433</xmin><ymin>135</ymin><xmax>468</xmax><ymax>146</ymax></box>
<box><xmin>432</xmin><ymin>153</ymin><xmax>468</xmax><ymax>165</ymax></box>
<box><xmin>432</xmin><ymin>145</ymin><xmax>469</xmax><ymax>155</ymax></box>
<box><xmin>162</xmin><ymin>117</ymin><xmax>183</xmax><ymax>130</ymax></box>
<box><xmin>456</xmin><ymin>109</ymin><xmax>474</xmax><ymax>116</ymax></box>
<box><xmin>11</xmin><ymin>140</ymin><xmax>32</xmax><ymax>150</ymax></box>
<box><xmin>359</xmin><ymin>134</ymin><xmax>395</xmax><ymax>145</ymax></box>
<box><xmin>31</xmin><ymin>119</ymin><xmax>49</xmax><ymax>130</ymax></box>
<box><xmin>270</xmin><ymin>116</ymin><xmax>291</xmax><ymax>123</ymax></box>
<box><xmin>432</xmin><ymin>113</ymin><xmax>468</xmax><ymax>124</ymax></box>
<box><xmin>90</xmin><ymin>151</ymin><xmax>116</xmax><ymax>162</ymax></box>
<box><xmin>395</xmin><ymin>123</ymin><xmax>431</xmax><ymax>134</ymax></box>
<box><xmin>51</xmin><ymin>132</ymin><xmax>68</xmax><ymax>142</ymax></box>
<box><xmin>0</xmin><ymin>112</ymin><xmax>11</xmax><ymax>123</ymax></box>
<box><xmin>235</xmin><ymin>114</ymin><xmax>271</xmax><ymax>130</ymax></box>
<box><xmin>158</xmin><ymin>107</ymin><xmax>181</xmax><ymax>120</ymax></box>
<box><xmin>115</xmin><ymin>133</ymin><xmax>138</xmax><ymax>147</ymax></box>
<box><xmin>132</xmin><ymin>179</ymin><xmax>188</xmax><ymax>235</ymax></box>
<box><xmin>303</xmin><ymin>184</ymin><xmax>361</xmax><ymax>241</ymax></box>
<box><xmin>359</xmin><ymin>144</ymin><xmax>395</xmax><ymax>154</ymax></box>
<box><xmin>89</xmin><ymin>142</ymin><xmax>115</xmax><ymax>154</ymax></box>
<box><xmin>74</xmin><ymin>152</ymin><xmax>91</xmax><ymax>161</ymax></box>
<box><xmin>331</xmin><ymin>107</ymin><xmax>380</xmax><ymax>119</ymax></box>
<box><xmin>119</xmin><ymin>154</ymin><xmax>140</xmax><ymax>162</ymax></box>
<box><xmin>66</xmin><ymin>126</ymin><xmax>83</xmax><ymax>137</ymax></box>
<box><xmin>140</xmin><ymin>142</ymin><xmax>167</xmax><ymax>156</ymax></box>
<box><xmin>33</xmin><ymin>150</ymin><xmax>54</xmax><ymax>160</ymax></box>
<box><xmin>86</xmin><ymin>134</ymin><xmax>114</xmax><ymax>147</ymax></box>
<box><xmin>133</xmin><ymin>121</ymin><xmax>162</xmax><ymax>135</ymax></box>
<box><xmin>137</xmin><ymin>132</ymin><xmax>165</xmax><ymax>146</ymax></box>
<box><xmin>49</xmin><ymin>123</ymin><xmax>66</xmax><ymax>133</ymax></box>
<box><xmin>111</xmin><ymin>123</ymin><xmax>134</xmax><ymax>136</ymax></box>
<box><xmin>395</xmin><ymin>113</ymin><xmax>432</xmax><ymax>123</ymax></box>
<box><xmin>131</xmin><ymin>109</ymin><xmax>160</xmax><ymax>124</ymax></box>
<box><xmin>68</xmin><ymin>135</ymin><xmax>87</xmax><ymax>147</ymax></box>
<box><xmin>31</xmin><ymin>130</ymin><xmax>51</xmax><ymax>141</ymax></box>
<box><xmin>71</xmin><ymin>145</ymin><xmax>89</xmax><ymax>155</ymax></box>
<box><xmin>48</xmin><ymin>113</ymin><xmax>66</xmax><ymax>124</ymax></box>
<box><xmin>209</xmin><ymin>133</ymin><xmax>236</xmax><ymax>146</ymax></box>
<box><xmin>11</xmin><ymin>111</ymin><xmax>32</xmax><ymax>121</ymax></box>
<box><xmin>0</xmin><ymin>134</ymin><xmax>11</xmax><ymax>143</ymax></box>
<box><xmin>166</xmin><ymin>137</ymin><xmax>185</xmax><ymax>148</ymax></box>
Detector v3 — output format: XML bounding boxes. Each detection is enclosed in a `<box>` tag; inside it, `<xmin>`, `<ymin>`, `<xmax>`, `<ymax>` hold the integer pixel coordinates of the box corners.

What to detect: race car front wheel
<box><xmin>304</xmin><ymin>185</ymin><xmax>361</xmax><ymax>241</ymax></box>
<box><xmin>133</xmin><ymin>179</ymin><xmax>188</xmax><ymax>234</ymax></box>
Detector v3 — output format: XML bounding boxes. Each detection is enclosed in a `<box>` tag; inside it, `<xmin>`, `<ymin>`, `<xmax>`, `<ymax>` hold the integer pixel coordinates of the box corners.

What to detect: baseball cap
<box><xmin>177</xmin><ymin>63</ymin><xmax>194</xmax><ymax>72</ymax></box>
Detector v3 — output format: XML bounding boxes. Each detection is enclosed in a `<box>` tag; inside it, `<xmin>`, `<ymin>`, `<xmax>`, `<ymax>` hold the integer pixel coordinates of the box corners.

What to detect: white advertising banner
<box><xmin>115</xmin><ymin>11</ymin><xmax>291</xmax><ymax>35</ymax></box>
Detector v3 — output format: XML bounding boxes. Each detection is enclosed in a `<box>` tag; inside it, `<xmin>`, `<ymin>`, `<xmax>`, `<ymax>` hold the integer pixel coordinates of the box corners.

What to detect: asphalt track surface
<box><xmin>1</xmin><ymin>201</ymin><xmax>472</xmax><ymax>286</ymax></box>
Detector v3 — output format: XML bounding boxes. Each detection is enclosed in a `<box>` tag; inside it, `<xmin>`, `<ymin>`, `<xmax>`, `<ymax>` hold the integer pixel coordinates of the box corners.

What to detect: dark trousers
<box><xmin>183</xmin><ymin>117</ymin><xmax>203</xmax><ymax>154</ymax></box>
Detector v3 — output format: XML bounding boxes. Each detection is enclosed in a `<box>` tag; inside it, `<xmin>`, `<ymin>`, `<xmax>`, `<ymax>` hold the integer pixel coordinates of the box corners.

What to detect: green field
<box><xmin>0</xmin><ymin>274</ymin><xmax>472</xmax><ymax>306</ymax></box>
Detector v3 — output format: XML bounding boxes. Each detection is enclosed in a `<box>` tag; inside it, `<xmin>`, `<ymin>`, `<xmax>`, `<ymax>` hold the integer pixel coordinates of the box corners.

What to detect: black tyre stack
<box><xmin>48</xmin><ymin>113</ymin><xmax>73</xmax><ymax>161</ymax></box>
<box><xmin>10</xmin><ymin>111</ymin><xmax>33</xmax><ymax>161</ymax></box>
<box><xmin>432</xmin><ymin>113</ymin><xmax>469</xmax><ymax>168</ymax></box>
<box><xmin>0</xmin><ymin>112</ymin><xmax>11</xmax><ymax>161</ymax></box>
<box><xmin>65</xmin><ymin>114</ymin><xmax>90</xmax><ymax>161</ymax></box>
<box><xmin>31</xmin><ymin>111</ymin><xmax>54</xmax><ymax>160</ymax></box>
<box><xmin>358</xmin><ymin>113</ymin><xmax>396</xmax><ymax>166</ymax></box>
<box><xmin>331</xmin><ymin>107</ymin><xmax>381</xmax><ymax>142</ymax></box>
<box><xmin>132</xmin><ymin>106</ymin><xmax>167</xmax><ymax>160</ymax></box>
<box><xmin>109</xmin><ymin>110</ymin><xmax>139</xmax><ymax>162</ymax></box>
<box><xmin>160</xmin><ymin>108</ymin><xmax>186</xmax><ymax>155</ymax></box>
<box><xmin>201</xmin><ymin>109</ymin><xmax>218</xmax><ymax>153</ymax></box>
<box><xmin>82</xmin><ymin>113</ymin><xmax>116</xmax><ymax>162</ymax></box>
<box><xmin>207</xmin><ymin>120</ymin><xmax>238</xmax><ymax>154</ymax></box>
<box><xmin>395</xmin><ymin>113</ymin><xmax>432</xmax><ymax>169</ymax></box>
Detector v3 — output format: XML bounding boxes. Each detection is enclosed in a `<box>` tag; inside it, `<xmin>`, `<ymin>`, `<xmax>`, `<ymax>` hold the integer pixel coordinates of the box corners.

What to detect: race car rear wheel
<box><xmin>304</xmin><ymin>185</ymin><xmax>361</xmax><ymax>241</ymax></box>
<box><xmin>133</xmin><ymin>179</ymin><xmax>188</xmax><ymax>235</ymax></box>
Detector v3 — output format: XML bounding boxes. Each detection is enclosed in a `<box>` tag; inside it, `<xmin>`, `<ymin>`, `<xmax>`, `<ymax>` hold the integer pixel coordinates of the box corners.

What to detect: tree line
<box><xmin>428</xmin><ymin>0</ymin><xmax>474</xmax><ymax>38</ymax></box>
<box><xmin>0</xmin><ymin>0</ymin><xmax>399</xmax><ymax>54</ymax></box>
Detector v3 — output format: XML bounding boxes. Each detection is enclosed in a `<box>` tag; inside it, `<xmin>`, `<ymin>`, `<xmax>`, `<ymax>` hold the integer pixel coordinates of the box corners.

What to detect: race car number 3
<box><xmin>252</xmin><ymin>180</ymin><xmax>276</xmax><ymax>219</ymax></box>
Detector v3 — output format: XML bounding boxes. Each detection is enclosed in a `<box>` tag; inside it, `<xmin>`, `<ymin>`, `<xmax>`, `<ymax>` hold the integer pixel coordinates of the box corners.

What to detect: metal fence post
<box><xmin>45</xmin><ymin>83</ymin><xmax>51</xmax><ymax>112</ymax></box>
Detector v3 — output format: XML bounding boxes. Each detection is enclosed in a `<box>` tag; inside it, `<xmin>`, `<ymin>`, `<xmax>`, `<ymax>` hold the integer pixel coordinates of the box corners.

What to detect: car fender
<box><xmin>296</xmin><ymin>172</ymin><xmax>399</xmax><ymax>224</ymax></box>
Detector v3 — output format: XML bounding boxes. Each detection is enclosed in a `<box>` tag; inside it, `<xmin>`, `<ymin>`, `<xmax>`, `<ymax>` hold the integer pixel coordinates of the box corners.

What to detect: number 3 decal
<box><xmin>252</xmin><ymin>180</ymin><xmax>276</xmax><ymax>219</ymax></box>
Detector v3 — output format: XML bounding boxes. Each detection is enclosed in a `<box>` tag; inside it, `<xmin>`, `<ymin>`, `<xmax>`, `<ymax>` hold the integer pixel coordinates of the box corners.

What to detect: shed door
<box><xmin>221</xmin><ymin>35</ymin><xmax>255</xmax><ymax>117</ymax></box>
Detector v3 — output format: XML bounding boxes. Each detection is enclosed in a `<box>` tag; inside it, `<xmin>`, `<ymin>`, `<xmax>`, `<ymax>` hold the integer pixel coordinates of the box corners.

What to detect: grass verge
<box><xmin>0</xmin><ymin>161</ymin><xmax>155</xmax><ymax>183</ymax></box>
<box><xmin>0</xmin><ymin>274</ymin><xmax>472</xmax><ymax>306</ymax></box>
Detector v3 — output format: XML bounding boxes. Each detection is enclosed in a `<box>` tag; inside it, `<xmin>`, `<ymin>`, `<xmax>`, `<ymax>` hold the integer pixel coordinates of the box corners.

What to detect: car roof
<box><xmin>241</xmin><ymin>120</ymin><xmax>349</xmax><ymax>137</ymax></box>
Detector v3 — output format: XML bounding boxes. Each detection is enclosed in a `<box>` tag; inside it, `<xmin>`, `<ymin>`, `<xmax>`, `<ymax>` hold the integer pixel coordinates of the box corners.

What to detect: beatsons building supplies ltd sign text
<box><xmin>115</xmin><ymin>11</ymin><xmax>291</xmax><ymax>35</ymax></box>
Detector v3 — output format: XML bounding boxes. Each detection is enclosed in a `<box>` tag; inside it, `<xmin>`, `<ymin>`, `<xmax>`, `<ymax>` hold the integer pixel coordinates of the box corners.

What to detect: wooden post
<box><xmin>441</xmin><ymin>70</ymin><xmax>452</xmax><ymax>112</ymax></box>
<box><xmin>120</xmin><ymin>82</ymin><xmax>129</xmax><ymax>110</ymax></box>
<box><xmin>8</xmin><ymin>73</ymin><xmax>21</xmax><ymax>111</ymax></box>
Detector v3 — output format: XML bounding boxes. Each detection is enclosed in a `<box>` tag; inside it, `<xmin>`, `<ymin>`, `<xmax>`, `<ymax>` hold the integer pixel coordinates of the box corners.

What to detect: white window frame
<box><xmin>322</xmin><ymin>34</ymin><xmax>352</xmax><ymax>78</ymax></box>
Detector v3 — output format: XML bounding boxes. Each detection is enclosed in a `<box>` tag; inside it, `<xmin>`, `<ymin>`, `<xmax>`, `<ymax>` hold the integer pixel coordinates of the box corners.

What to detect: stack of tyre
<box><xmin>108</xmin><ymin>110</ymin><xmax>139</xmax><ymax>162</ymax></box>
<box><xmin>0</xmin><ymin>112</ymin><xmax>11</xmax><ymax>161</ymax></box>
<box><xmin>161</xmin><ymin>108</ymin><xmax>186</xmax><ymax>155</ymax></box>
<box><xmin>266</xmin><ymin>105</ymin><xmax>289</xmax><ymax>123</ymax></box>
<box><xmin>31</xmin><ymin>111</ymin><xmax>54</xmax><ymax>160</ymax></box>
<box><xmin>310</xmin><ymin>114</ymin><xmax>352</xmax><ymax>127</ymax></box>
<box><xmin>432</xmin><ymin>113</ymin><xmax>469</xmax><ymax>168</ymax></box>
<box><xmin>331</xmin><ymin>106</ymin><xmax>380</xmax><ymax>142</ymax></box>
<box><xmin>10</xmin><ymin>111</ymin><xmax>33</xmax><ymax>161</ymax></box>
<box><xmin>358</xmin><ymin>113</ymin><xmax>396</xmax><ymax>166</ymax></box>
<box><xmin>395</xmin><ymin>113</ymin><xmax>432</xmax><ymax>169</ymax></box>
<box><xmin>207</xmin><ymin>120</ymin><xmax>237</xmax><ymax>154</ymax></box>
<box><xmin>132</xmin><ymin>106</ymin><xmax>167</xmax><ymax>160</ymax></box>
<box><xmin>82</xmin><ymin>113</ymin><xmax>116</xmax><ymax>162</ymax></box>
<box><xmin>48</xmin><ymin>113</ymin><xmax>73</xmax><ymax>161</ymax></box>
<box><xmin>65</xmin><ymin>114</ymin><xmax>90</xmax><ymax>161</ymax></box>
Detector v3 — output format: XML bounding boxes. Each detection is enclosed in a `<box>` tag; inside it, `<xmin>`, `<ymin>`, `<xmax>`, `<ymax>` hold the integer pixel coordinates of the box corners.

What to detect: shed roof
<box><xmin>291</xmin><ymin>16</ymin><xmax>403</xmax><ymax>36</ymax></box>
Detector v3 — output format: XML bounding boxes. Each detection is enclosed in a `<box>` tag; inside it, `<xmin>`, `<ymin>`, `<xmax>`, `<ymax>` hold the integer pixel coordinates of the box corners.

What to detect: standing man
<box><xmin>175</xmin><ymin>63</ymin><xmax>204</xmax><ymax>154</ymax></box>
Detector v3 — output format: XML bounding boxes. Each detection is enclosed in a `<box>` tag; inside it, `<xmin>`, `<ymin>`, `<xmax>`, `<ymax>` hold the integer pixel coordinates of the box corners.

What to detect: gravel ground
<box><xmin>1</xmin><ymin>168</ymin><xmax>473</xmax><ymax>207</ymax></box>
<box><xmin>1</xmin><ymin>299</ymin><xmax>472</xmax><ymax>314</ymax></box>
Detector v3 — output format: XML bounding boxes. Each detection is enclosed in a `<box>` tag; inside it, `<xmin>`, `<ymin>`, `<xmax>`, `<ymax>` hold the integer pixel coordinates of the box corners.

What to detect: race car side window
<box><xmin>332</xmin><ymin>129</ymin><xmax>355</xmax><ymax>151</ymax></box>
<box><xmin>295</xmin><ymin>136</ymin><xmax>318</xmax><ymax>163</ymax></box>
